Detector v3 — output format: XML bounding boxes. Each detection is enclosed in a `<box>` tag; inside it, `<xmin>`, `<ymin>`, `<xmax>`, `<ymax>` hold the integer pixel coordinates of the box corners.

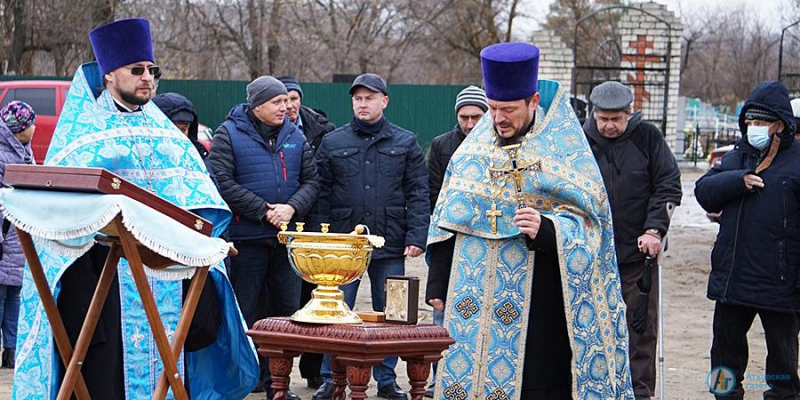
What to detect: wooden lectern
<box><xmin>4</xmin><ymin>165</ymin><xmax>220</xmax><ymax>400</ymax></box>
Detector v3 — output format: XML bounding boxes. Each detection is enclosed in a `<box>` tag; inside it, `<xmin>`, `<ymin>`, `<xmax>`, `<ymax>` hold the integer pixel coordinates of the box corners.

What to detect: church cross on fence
<box><xmin>621</xmin><ymin>34</ymin><xmax>663</xmax><ymax>110</ymax></box>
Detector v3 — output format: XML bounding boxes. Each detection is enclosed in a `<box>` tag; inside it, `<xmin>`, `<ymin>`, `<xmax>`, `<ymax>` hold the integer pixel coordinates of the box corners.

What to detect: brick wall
<box><xmin>531</xmin><ymin>30</ymin><xmax>574</xmax><ymax>96</ymax></box>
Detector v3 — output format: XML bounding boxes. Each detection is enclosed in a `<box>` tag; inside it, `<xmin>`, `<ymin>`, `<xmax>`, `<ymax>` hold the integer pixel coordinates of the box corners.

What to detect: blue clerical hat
<box><xmin>480</xmin><ymin>43</ymin><xmax>540</xmax><ymax>101</ymax></box>
<box><xmin>89</xmin><ymin>18</ymin><xmax>154</xmax><ymax>75</ymax></box>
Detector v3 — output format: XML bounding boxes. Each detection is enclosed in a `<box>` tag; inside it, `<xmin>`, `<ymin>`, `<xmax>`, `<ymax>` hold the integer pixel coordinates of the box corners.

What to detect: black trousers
<box><xmin>232</xmin><ymin>240</ymin><xmax>302</xmax><ymax>387</ymax></box>
<box><xmin>58</xmin><ymin>245</ymin><xmax>124</xmax><ymax>399</ymax></box>
<box><xmin>710</xmin><ymin>302</ymin><xmax>800</xmax><ymax>399</ymax></box>
<box><xmin>58</xmin><ymin>244</ymin><xmax>221</xmax><ymax>399</ymax></box>
<box><xmin>619</xmin><ymin>260</ymin><xmax>659</xmax><ymax>397</ymax></box>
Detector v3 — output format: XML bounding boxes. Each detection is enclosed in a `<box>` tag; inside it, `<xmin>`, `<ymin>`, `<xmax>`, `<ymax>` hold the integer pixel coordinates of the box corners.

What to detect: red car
<box><xmin>0</xmin><ymin>81</ymin><xmax>71</xmax><ymax>164</ymax></box>
<box><xmin>708</xmin><ymin>144</ymin><xmax>734</xmax><ymax>169</ymax></box>
<box><xmin>197</xmin><ymin>123</ymin><xmax>213</xmax><ymax>152</ymax></box>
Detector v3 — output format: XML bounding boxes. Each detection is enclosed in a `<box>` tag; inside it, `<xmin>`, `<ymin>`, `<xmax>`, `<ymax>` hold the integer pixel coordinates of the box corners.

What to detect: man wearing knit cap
<box><xmin>277</xmin><ymin>76</ymin><xmax>336</xmax><ymax>154</ymax></box>
<box><xmin>312</xmin><ymin>73</ymin><xmax>429</xmax><ymax>400</ymax></box>
<box><xmin>12</xmin><ymin>18</ymin><xmax>259</xmax><ymax>400</ymax></box>
<box><xmin>696</xmin><ymin>81</ymin><xmax>800</xmax><ymax>399</ymax></box>
<box><xmin>423</xmin><ymin>85</ymin><xmax>486</xmax><ymax>398</ymax></box>
<box><xmin>583</xmin><ymin>81</ymin><xmax>682</xmax><ymax>400</ymax></box>
<box><xmin>209</xmin><ymin>75</ymin><xmax>319</xmax><ymax>400</ymax></box>
<box><xmin>427</xmin><ymin>85</ymin><xmax>488</xmax><ymax>212</ymax></box>
<box><xmin>426</xmin><ymin>43</ymin><xmax>634</xmax><ymax>400</ymax></box>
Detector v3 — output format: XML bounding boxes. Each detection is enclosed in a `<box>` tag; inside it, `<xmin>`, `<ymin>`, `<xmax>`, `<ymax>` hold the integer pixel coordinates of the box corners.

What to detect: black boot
<box><xmin>2</xmin><ymin>348</ymin><xmax>14</xmax><ymax>369</ymax></box>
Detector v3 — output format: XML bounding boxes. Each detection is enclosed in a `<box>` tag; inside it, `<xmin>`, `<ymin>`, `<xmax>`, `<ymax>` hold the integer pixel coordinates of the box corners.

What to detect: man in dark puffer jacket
<box><xmin>209</xmin><ymin>75</ymin><xmax>319</xmax><ymax>400</ymax></box>
<box><xmin>696</xmin><ymin>81</ymin><xmax>800</xmax><ymax>399</ymax></box>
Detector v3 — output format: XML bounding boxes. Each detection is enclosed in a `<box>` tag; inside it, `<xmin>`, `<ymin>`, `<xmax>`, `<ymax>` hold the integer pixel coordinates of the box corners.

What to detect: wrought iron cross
<box><xmin>488</xmin><ymin>143</ymin><xmax>542</xmax><ymax>210</ymax></box>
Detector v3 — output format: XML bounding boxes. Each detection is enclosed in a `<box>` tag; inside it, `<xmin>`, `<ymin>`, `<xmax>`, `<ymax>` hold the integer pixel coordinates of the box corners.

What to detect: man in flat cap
<box><xmin>583</xmin><ymin>81</ymin><xmax>682</xmax><ymax>400</ymax></box>
<box><xmin>696</xmin><ymin>81</ymin><xmax>800</xmax><ymax>399</ymax></box>
<box><xmin>12</xmin><ymin>18</ymin><xmax>259</xmax><ymax>400</ymax></box>
<box><xmin>426</xmin><ymin>42</ymin><xmax>634</xmax><ymax>400</ymax></box>
<box><xmin>312</xmin><ymin>73</ymin><xmax>429</xmax><ymax>400</ymax></box>
<box><xmin>210</xmin><ymin>75</ymin><xmax>320</xmax><ymax>400</ymax></box>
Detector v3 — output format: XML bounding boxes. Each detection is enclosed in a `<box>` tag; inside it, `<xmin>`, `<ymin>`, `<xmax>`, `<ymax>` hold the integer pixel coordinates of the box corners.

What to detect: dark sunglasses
<box><xmin>127</xmin><ymin>65</ymin><xmax>162</xmax><ymax>79</ymax></box>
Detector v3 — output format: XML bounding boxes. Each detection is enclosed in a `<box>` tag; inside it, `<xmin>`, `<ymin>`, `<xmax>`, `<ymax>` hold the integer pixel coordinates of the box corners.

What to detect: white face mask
<box><xmin>747</xmin><ymin>125</ymin><xmax>772</xmax><ymax>150</ymax></box>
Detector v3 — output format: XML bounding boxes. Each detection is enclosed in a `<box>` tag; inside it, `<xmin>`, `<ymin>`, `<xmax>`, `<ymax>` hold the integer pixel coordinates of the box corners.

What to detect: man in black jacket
<box><xmin>427</xmin><ymin>85</ymin><xmax>487</xmax><ymax>211</ymax></box>
<box><xmin>277</xmin><ymin>75</ymin><xmax>335</xmax><ymax>390</ymax></box>
<box><xmin>278</xmin><ymin>76</ymin><xmax>336</xmax><ymax>152</ymax></box>
<box><xmin>696</xmin><ymin>81</ymin><xmax>800</xmax><ymax>400</ymax></box>
<box><xmin>209</xmin><ymin>75</ymin><xmax>319</xmax><ymax>400</ymax></box>
<box><xmin>583</xmin><ymin>81</ymin><xmax>682</xmax><ymax>400</ymax></box>
<box><xmin>312</xmin><ymin>73</ymin><xmax>429</xmax><ymax>400</ymax></box>
<box><xmin>423</xmin><ymin>85</ymin><xmax>486</xmax><ymax>398</ymax></box>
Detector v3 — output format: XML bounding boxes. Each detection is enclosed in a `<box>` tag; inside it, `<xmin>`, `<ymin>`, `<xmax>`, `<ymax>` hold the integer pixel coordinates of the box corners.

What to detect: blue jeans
<box><xmin>0</xmin><ymin>284</ymin><xmax>21</xmax><ymax>350</ymax></box>
<box><xmin>321</xmin><ymin>257</ymin><xmax>405</xmax><ymax>388</ymax></box>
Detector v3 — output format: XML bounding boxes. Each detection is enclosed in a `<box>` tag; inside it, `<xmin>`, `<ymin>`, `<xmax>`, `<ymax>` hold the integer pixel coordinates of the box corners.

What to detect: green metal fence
<box><xmin>0</xmin><ymin>75</ymin><xmax>468</xmax><ymax>149</ymax></box>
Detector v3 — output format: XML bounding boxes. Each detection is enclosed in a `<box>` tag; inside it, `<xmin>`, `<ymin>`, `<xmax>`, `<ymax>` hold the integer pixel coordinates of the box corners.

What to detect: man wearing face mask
<box><xmin>696</xmin><ymin>81</ymin><xmax>800</xmax><ymax>399</ymax></box>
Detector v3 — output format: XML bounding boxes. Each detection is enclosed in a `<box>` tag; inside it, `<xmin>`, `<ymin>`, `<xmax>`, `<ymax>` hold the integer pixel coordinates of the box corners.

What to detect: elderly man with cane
<box><xmin>582</xmin><ymin>81</ymin><xmax>682</xmax><ymax>400</ymax></box>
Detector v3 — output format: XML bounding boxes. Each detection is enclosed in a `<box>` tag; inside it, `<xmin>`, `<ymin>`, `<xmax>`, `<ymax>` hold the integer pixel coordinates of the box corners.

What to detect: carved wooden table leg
<box><xmin>269</xmin><ymin>356</ymin><xmax>294</xmax><ymax>400</ymax></box>
<box><xmin>346</xmin><ymin>365</ymin><xmax>372</xmax><ymax>400</ymax></box>
<box><xmin>404</xmin><ymin>356</ymin><xmax>434</xmax><ymax>400</ymax></box>
<box><xmin>330</xmin><ymin>356</ymin><xmax>348</xmax><ymax>400</ymax></box>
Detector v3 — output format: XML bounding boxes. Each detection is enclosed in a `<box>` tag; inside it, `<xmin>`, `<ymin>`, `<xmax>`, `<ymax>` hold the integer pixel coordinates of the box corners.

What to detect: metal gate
<box><xmin>779</xmin><ymin>19</ymin><xmax>800</xmax><ymax>98</ymax></box>
<box><xmin>572</xmin><ymin>6</ymin><xmax>672</xmax><ymax>134</ymax></box>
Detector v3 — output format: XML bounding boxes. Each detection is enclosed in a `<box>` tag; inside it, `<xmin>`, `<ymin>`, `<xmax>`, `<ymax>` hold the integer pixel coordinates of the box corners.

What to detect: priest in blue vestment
<box><xmin>425</xmin><ymin>42</ymin><xmax>634</xmax><ymax>400</ymax></box>
<box><xmin>11</xmin><ymin>18</ymin><xmax>259</xmax><ymax>400</ymax></box>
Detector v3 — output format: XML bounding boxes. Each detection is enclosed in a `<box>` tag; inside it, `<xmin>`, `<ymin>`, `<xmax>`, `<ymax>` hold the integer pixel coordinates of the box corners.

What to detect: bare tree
<box><xmin>679</xmin><ymin>4</ymin><xmax>780</xmax><ymax>106</ymax></box>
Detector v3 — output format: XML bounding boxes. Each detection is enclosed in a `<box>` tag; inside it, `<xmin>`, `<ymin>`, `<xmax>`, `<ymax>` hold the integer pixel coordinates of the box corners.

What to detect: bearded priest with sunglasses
<box><xmin>10</xmin><ymin>18</ymin><xmax>259</xmax><ymax>400</ymax></box>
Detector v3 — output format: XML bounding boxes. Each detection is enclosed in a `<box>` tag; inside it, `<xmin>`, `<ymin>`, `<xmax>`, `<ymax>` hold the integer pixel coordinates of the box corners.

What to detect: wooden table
<box><xmin>248</xmin><ymin>317</ymin><xmax>454</xmax><ymax>400</ymax></box>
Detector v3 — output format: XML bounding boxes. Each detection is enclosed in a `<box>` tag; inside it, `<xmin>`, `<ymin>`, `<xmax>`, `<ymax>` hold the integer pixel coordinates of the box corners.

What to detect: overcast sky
<box><xmin>516</xmin><ymin>0</ymin><xmax>791</xmax><ymax>38</ymax></box>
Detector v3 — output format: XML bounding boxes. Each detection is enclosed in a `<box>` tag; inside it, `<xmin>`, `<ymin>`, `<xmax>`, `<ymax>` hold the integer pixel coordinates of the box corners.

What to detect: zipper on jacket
<box><xmin>279</xmin><ymin>150</ymin><xmax>288</xmax><ymax>181</ymax></box>
<box><xmin>272</xmin><ymin>153</ymin><xmax>282</xmax><ymax>198</ymax></box>
<box><xmin>722</xmin><ymin>196</ymin><xmax>746</xmax><ymax>301</ymax></box>
<box><xmin>783</xmin><ymin>180</ymin><xmax>788</xmax><ymax>229</ymax></box>
<box><xmin>778</xmin><ymin>241</ymin><xmax>786</xmax><ymax>281</ymax></box>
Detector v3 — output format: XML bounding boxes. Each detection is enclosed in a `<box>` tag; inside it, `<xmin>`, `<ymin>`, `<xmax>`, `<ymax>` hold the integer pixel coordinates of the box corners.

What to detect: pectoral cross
<box><xmin>488</xmin><ymin>144</ymin><xmax>542</xmax><ymax>210</ymax></box>
<box><xmin>485</xmin><ymin>202</ymin><xmax>503</xmax><ymax>234</ymax></box>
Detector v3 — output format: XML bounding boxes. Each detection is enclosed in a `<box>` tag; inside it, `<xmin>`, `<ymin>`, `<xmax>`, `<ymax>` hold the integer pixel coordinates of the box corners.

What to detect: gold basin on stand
<box><xmin>277</xmin><ymin>223</ymin><xmax>384</xmax><ymax>324</ymax></box>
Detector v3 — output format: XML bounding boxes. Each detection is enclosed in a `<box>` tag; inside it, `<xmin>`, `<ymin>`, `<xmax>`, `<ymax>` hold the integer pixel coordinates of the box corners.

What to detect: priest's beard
<box><xmin>498</xmin><ymin>110</ymin><xmax>536</xmax><ymax>146</ymax></box>
<box><xmin>117</xmin><ymin>86</ymin><xmax>154</xmax><ymax>107</ymax></box>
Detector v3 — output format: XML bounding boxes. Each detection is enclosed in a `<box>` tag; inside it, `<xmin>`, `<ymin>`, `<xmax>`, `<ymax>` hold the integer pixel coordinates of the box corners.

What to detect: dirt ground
<box><xmin>0</xmin><ymin>167</ymin><xmax>780</xmax><ymax>399</ymax></box>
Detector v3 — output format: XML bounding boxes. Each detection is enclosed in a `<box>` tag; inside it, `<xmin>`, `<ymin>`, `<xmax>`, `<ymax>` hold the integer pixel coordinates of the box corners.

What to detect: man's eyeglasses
<box><xmin>127</xmin><ymin>65</ymin><xmax>162</xmax><ymax>79</ymax></box>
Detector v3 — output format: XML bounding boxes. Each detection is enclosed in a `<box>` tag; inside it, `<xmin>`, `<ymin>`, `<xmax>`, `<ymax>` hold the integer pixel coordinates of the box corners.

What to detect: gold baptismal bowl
<box><xmin>277</xmin><ymin>223</ymin><xmax>384</xmax><ymax>324</ymax></box>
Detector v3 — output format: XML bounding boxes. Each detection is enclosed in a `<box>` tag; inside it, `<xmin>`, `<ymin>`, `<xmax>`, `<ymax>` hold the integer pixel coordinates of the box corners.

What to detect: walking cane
<box><xmin>632</xmin><ymin>202</ymin><xmax>675</xmax><ymax>398</ymax></box>
<box><xmin>658</xmin><ymin>202</ymin><xmax>676</xmax><ymax>400</ymax></box>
